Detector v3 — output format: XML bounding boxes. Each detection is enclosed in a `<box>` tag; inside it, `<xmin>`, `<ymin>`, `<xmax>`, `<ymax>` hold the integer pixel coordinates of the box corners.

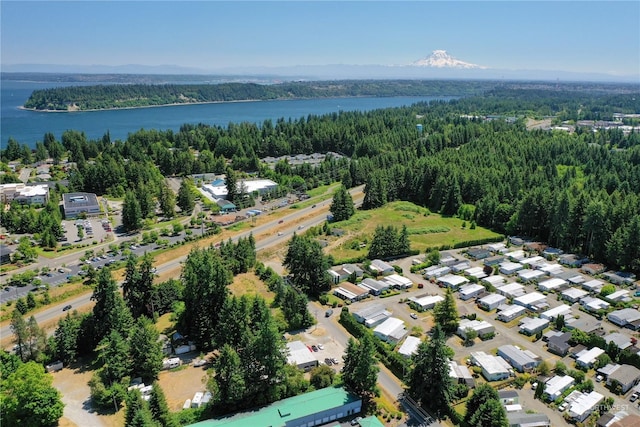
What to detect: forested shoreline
<box><xmin>21</xmin><ymin>79</ymin><xmax>639</xmax><ymax>112</ymax></box>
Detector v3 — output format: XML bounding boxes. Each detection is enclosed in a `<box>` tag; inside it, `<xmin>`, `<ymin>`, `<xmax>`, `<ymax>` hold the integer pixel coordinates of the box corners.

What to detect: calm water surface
<box><xmin>1</xmin><ymin>80</ymin><xmax>453</xmax><ymax>148</ymax></box>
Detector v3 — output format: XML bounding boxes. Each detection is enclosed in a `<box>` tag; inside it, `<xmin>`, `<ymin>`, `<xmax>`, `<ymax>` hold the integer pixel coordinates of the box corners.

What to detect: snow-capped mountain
<box><xmin>412</xmin><ymin>50</ymin><xmax>486</xmax><ymax>69</ymax></box>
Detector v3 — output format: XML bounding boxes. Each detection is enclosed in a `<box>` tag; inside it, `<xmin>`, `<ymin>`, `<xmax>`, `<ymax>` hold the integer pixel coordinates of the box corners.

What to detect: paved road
<box><xmin>1</xmin><ymin>186</ymin><xmax>365</xmax><ymax>344</ymax></box>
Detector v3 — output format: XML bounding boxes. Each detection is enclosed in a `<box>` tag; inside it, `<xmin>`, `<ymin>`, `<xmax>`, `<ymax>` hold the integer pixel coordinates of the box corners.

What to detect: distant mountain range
<box><xmin>2</xmin><ymin>51</ymin><xmax>638</xmax><ymax>83</ymax></box>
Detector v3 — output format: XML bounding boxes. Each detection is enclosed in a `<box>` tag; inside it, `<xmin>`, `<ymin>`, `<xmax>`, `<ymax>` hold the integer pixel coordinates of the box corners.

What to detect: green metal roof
<box><xmin>357</xmin><ymin>417</ymin><xmax>385</xmax><ymax>427</ymax></box>
<box><xmin>187</xmin><ymin>387</ymin><xmax>360</xmax><ymax>427</ymax></box>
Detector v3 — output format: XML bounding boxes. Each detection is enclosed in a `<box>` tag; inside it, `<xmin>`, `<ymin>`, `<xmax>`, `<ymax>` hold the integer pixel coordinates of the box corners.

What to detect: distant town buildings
<box><xmin>0</xmin><ymin>183</ymin><xmax>49</xmax><ymax>205</ymax></box>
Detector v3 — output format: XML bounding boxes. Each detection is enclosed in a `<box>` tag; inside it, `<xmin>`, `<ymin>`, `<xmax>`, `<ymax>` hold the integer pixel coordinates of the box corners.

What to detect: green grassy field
<box><xmin>328</xmin><ymin>201</ymin><xmax>502</xmax><ymax>260</ymax></box>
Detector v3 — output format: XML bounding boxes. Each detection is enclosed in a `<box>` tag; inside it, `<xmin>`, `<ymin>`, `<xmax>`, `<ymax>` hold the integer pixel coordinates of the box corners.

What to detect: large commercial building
<box><xmin>0</xmin><ymin>183</ymin><xmax>49</xmax><ymax>205</ymax></box>
<box><xmin>62</xmin><ymin>192</ymin><xmax>101</xmax><ymax>219</ymax></box>
<box><xmin>187</xmin><ymin>387</ymin><xmax>362</xmax><ymax>427</ymax></box>
<box><xmin>201</xmin><ymin>178</ymin><xmax>278</xmax><ymax>200</ymax></box>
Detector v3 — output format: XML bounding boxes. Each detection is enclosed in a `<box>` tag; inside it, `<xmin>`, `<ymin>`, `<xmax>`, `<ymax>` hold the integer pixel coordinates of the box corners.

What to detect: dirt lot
<box><xmin>158</xmin><ymin>363</ymin><xmax>210</xmax><ymax>411</ymax></box>
<box><xmin>52</xmin><ymin>364</ymin><xmax>123</xmax><ymax>427</ymax></box>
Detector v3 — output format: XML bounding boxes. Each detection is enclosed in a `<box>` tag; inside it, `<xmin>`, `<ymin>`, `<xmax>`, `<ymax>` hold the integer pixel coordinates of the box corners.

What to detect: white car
<box><xmin>317</xmin><ymin>344</ymin><xmax>324</xmax><ymax>350</ymax></box>
<box><xmin>410</xmin><ymin>313</ymin><xmax>418</xmax><ymax>319</ymax></box>
<box><xmin>558</xmin><ymin>402</ymin><xmax>568</xmax><ymax>411</ymax></box>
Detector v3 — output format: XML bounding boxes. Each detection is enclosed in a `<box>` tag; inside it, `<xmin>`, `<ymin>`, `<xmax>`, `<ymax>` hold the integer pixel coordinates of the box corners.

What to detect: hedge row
<box><xmin>339</xmin><ymin>307</ymin><xmax>410</xmax><ymax>379</ymax></box>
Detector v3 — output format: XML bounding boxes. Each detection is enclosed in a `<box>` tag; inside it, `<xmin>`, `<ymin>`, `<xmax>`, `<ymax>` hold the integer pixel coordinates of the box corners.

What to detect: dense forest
<box><xmin>23</xmin><ymin>79</ymin><xmax>499</xmax><ymax>111</ymax></box>
<box><xmin>7</xmin><ymin>86</ymin><xmax>640</xmax><ymax>273</ymax></box>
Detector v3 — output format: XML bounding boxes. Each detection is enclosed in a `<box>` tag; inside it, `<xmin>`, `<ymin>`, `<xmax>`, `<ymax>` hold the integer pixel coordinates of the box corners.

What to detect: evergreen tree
<box><xmin>341</xmin><ymin>334</ymin><xmax>379</xmax><ymax>401</ymax></box>
<box><xmin>158</xmin><ymin>183</ymin><xmax>176</xmax><ymax>219</ymax></box>
<box><xmin>433</xmin><ymin>287</ymin><xmax>459</xmax><ymax>334</ymax></box>
<box><xmin>407</xmin><ymin>324</ymin><xmax>454</xmax><ymax>418</ymax></box>
<box><xmin>468</xmin><ymin>399</ymin><xmax>509</xmax><ymax>427</ymax></box>
<box><xmin>208</xmin><ymin>344</ymin><xmax>246</xmax><ymax>411</ymax></box>
<box><xmin>10</xmin><ymin>310</ymin><xmax>28</xmax><ymax>361</ymax></box>
<box><xmin>362</xmin><ymin>173</ymin><xmax>386</xmax><ymax>210</ymax></box>
<box><xmin>129</xmin><ymin>317</ymin><xmax>164</xmax><ymax>384</ymax></box>
<box><xmin>92</xmin><ymin>268</ymin><xmax>134</xmax><ymax>342</ymax></box>
<box><xmin>122</xmin><ymin>190</ymin><xmax>142</xmax><ymax>232</ymax></box>
<box><xmin>148</xmin><ymin>382</ymin><xmax>176</xmax><ymax>427</ymax></box>
<box><xmin>176</xmin><ymin>179</ymin><xmax>195</xmax><ymax>213</ymax></box>
<box><xmin>98</xmin><ymin>330</ymin><xmax>131</xmax><ymax>385</ymax></box>
<box><xmin>54</xmin><ymin>312</ymin><xmax>82</xmax><ymax>365</ymax></box>
<box><xmin>464</xmin><ymin>383</ymin><xmax>501</xmax><ymax>425</ymax></box>
<box><xmin>283</xmin><ymin>233</ymin><xmax>331</xmax><ymax>297</ymax></box>
<box><xmin>180</xmin><ymin>247</ymin><xmax>232</xmax><ymax>350</ymax></box>
<box><xmin>225</xmin><ymin>167</ymin><xmax>239</xmax><ymax>204</ymax></box>
<box><xmin>330</xmin><ymin>185</ymin><xmax>355</xmax><ymax>222</ymax></box>
<box><xmin>123</xmin><ymin>253</ymin><xmax>156</xmax><ymax>318</ymax></box>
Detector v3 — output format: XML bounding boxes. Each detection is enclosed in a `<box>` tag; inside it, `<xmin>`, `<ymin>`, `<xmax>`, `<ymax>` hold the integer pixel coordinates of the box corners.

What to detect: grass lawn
<box><xmin>328</xmin><ymin>201</ymin><xmax>502</xmax><ymax>261</ymax></box>
<box><xmin>229</xmin><ymin>272</ymin><xmax>275</xmax><ymax>305</ymax></box>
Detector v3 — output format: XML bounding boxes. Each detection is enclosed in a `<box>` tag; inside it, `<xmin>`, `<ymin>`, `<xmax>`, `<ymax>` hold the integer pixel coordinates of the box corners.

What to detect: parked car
<box><xmin>317</xmin><ymin>344</ymin><xmax>324</xmax><ymax>350</ymax></box>
<box><xmin>325</xmin><ymin>309</ymin><xmax>334</xmax><ymax>317</ymax></box>
<box><xmin>631</xmin><ymin>393</ymin><xmax>639</xmax><ymax>402</ymax></box>
<box><xmin>311</xmin><ymin>345</ymin><xmax>318</xmax><ymax>352</ymax></box>
<box><xmin>596</xmin><ymin>374</ymin><xmax>604</xmax><ymax>382</ymax></box>
<box><xmin>558</xmin><ymin>402</ymin><xmax>568</xmax><ymax>411</ymax></box>
<box><xmin>410</xmin><ymin>313</ymin><xmax>418</xmax><ymax>319</ymax></box>
<box><xmin>351</xmin><ymin>417</ymin><xmax>363</xmax><ymax>426</ymax></box>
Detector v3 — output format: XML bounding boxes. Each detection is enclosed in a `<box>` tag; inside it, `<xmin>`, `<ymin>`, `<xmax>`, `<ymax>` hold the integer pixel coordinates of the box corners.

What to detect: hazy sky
<box><xmin>2</xmin><ymin>1</ymin><xmax>639</xmax><ymax>76</ymax></box>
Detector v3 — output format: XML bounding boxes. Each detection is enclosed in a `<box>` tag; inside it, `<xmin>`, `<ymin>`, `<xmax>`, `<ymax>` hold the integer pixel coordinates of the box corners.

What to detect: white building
<box><xmin>496</xmin><ymin>283</ymin><xmax>526</xmax><ymax>298</ymax></box>
<box><xmin>561</xmin><ymin>288</ymin><xmax>588</xmax><ymax>303</ymax></box>
<box><xmin>519</xmin><ymin>317</ymin><xmax>549</xmax><ymax>336</ymax></box>
<box><xmin>0</xmin><ymin>183</ymin><xmax>49</xmax><ymax>204</ymax></box>
<box><xmin>519</xmin><ymin>255</ymin><xmax>545</xmax><ymax>267</ymax></box>
<box><xmin>353</xmin><ymin>304</ymin><xmax>390</xmax><ymax>328</ymax></box>
<box><xmin>497</xmin><ymin>305</ymin><xmax>527</xmax><ymax>322</ymax></box>
<box><xmin>458</xmin><ymin>283</ymin><xmax>485</xmax><ymax>300</ymax></box>
<box><xmin>499</xmin><ymin>262</ymin><xmax>523</xmax><ymax>275</ymax></box>
<box><xmin>575</xmin><ymin>347</ymin><xmax>605</xmax><ymax>368</ymax></box>
<box><xmin>423</xmin><ymin>265</ymin><xmax>451</xmax><ymax>279</ymax></box>
<box><xmin>580</xmin><ymin>296</ymin><xmax>610</xmax><ymax>312</ymax></box>
<box><xmin>477</xmin><ymin>293</ymin><xmax>507</xmax><ymax>311</ymax></box>
<box><xmin>449</xmin><ymin>361</ymin><xmax>475</xmax><ymax>387</ymax></box>
<box><xmin>370</xmin><ymin>259</ymin><xmax>395</xmax><ymax>275</ymax></box>
<box><xmin>513</xmin><ymin>292</ymin><xmax>548</xmax><ymax>311</ymax></box>
<box><xmin>451</xmin><ymin>261</ymin><xmax>471</xmax><ymax>273</ymax></box>
<box><xmin>397</xmin><ymin>336</ymin><xmax>421</xmax><ymax>358</ymax></box>
<box><xmin>373</xmin><ymin>317</ymin><xmax>407</xmax><ymax>343</ymax></box>
<box><xmin>286</xmin><ymin>341</ymin><xmax>318</xmax><ymax>372</ymax></box>
<box><xmin>537</xmin><ymin>278</ymin><xmax>567</xmax><ymax>292</ymax></box>
<box><xmin>544</xmin><ymin>375</ymin><xmax>575</xmax><ymax>401</ymax></box>
<box><xmin>582</xmin><ymin>279</ymin><xmax>604</xmax><ymax>293</ymax></box>
<box><xmin>497</xmin><ymin>345</ymin><xmax>541</xmax><ymax>372</ymax></box>
<box><xmin>457</xmin><ymin>319</ymin><xmax>495</xmax><ymax>339</ymax></box>
<box><xmin>201</xmin><ymin>178</ymin><xmax>278</xmax><ymax>199</ymax></box>
<box><xmin>539</xmin><ymin>263</ymin><xmax>565</xmax><ymax>276</ymax></box>
<box><xmin>383</xmin><ymin>274</ymin><xmax>413</xmax><ymax>289</ymax></box>
<box><xmin>505</xmin><ymin>250</ymin><xmax>526</xmax><ymax>261</ymax></box>
<box><xmin>568</xmin><ymin>391</ymin><xmax>604</xmax><ymax>422</ymax></box>
<box><xmin>540</xmin><ymin>304</ymin><xmax>572</xmax><ymax>321</ymax></box>
<box><xmin>464</xmin><ymin>266</ymin><xmax>487</xmax><ymax>280</ymax></box>
<box><xmin>438</xmin><ymin>274</ymin><xmax>469</xmax><ymax>290</ymax></box>
<box><xmin>359</xmin><ymin>278</ymin><xmax>390</xmax><ymax>296</ymax></box>
<box><xmin>482</xmin><ymin>275</ymin><xmax>506</xmax><ymax>287</ymax></box>
<box><xmin>408</xmin><ymin>295</ymin><xmax>444</xmax><ymax>311</ymax></box>
<box><xmin>470</xmin><ymin>351</ymin><xmax>512</xmax><ymax>381</ymax></box>
<box><xmin>517</xmin><ymin>269</ymin><xmax>547</xmax><ymax>282</ymax></box>
<box><xmin>608</xmin><ymin>308</ymin><xmax>640</xmax><ymax>328</ymax></box>
<box><xmin>606</xmin><ymin>289</ymin><xmax>631</xmax><ymax>302</ymax></box>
